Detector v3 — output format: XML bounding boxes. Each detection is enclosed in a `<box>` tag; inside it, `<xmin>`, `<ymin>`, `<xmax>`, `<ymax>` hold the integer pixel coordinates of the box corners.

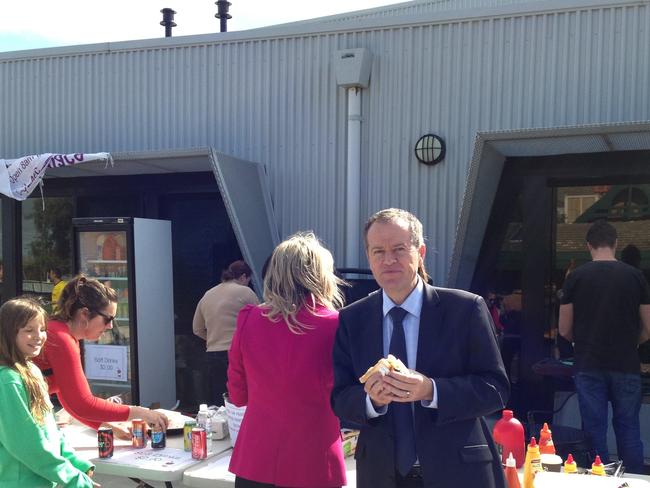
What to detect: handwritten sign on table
<box><xmin>99</xmin><ymin>447</ymin><xmax>198</xmax><ymax>471</ymax></box>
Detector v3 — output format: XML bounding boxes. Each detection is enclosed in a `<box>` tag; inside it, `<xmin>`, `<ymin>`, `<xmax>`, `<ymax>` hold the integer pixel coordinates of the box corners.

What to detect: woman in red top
<box><xmin>33</xmin><ymin>275</ymin><xmax>168</xmax><ymax>435</ymax></box>
<box><xmin>227</xmin><ymin>232</ymin><xmax>347</xmax><ymax>488</ymax></box>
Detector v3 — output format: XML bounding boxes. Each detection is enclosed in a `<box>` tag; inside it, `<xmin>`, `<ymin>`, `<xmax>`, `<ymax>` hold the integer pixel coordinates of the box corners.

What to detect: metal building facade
<box><xmin>1</xmin><ymin>0</ymin><xmax>649</xmax><ymax>283</ymax></box>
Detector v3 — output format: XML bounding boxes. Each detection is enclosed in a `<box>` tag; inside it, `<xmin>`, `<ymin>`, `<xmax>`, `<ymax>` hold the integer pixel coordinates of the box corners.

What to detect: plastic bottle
<box><xmin>492</xmin><ymin>409</ymin><xmax>526</xmax><ymax>468</ymax></box>
<box><xmin>563</xmin><ymin>453</ymin><xmax>577</xmax><ymax>474</ymax></box>
<box><xmin>504</xmin><ymin>452</ymin><xmax>522</xmax><ymax>488</ymax></box>
<box><xmin>523</xmin><ymin>437</ymin><xmax>542</xmax><ymax>488</ymax></box>
<box><xmin>196</xmin><ymin>404</ymin><xmax>213</xmax><ymax>446</ymax></box>
<box><xmin>539</xmin><ymin>422</ymin><xmax>556</xmax><ymax>455</ymax></box>
<box><xmin>591</xmin><ymin>455</ymin><xmax>605</xmax><ymax>476</ymax></box>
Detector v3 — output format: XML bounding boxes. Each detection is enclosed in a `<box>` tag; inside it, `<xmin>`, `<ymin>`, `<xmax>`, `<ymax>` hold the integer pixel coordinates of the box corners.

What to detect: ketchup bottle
<box><xmin>493</xmin><ymin>410</ymin><xmax>525</xmax><ymax>468</ymax></box>
<box><xmin>539</xmin><ymin>422</ymin><xmax>556</xmax><ymax>455</ymax></box>
<box><xmin>504</xmin><ymin>452</ymin><xmax>522</xmax><ymax>488</ymax></box>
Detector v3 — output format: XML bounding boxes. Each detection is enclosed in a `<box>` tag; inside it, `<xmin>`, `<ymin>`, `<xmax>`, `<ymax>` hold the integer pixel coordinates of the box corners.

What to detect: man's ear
<box><xmin>418</xmin><ymin>244</ymin><xmax>426</xmax><ymax>261</ymax></box>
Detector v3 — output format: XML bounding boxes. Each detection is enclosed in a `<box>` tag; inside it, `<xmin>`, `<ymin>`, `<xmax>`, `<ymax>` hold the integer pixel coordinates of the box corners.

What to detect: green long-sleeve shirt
<box><xmin>0</xmin><ymin>364</ymin><xmax>95</xmax><ymax>488</ymax></box>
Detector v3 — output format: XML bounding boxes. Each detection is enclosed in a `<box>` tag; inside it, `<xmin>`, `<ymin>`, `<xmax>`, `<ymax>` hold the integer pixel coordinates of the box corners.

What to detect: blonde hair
<box><xmin>363</xmin><ymin>208</ymin><xmax>429</xmax><ymax>283</ymax></box>
<box><xmin>0</xmin><ymin>297</ymin><xmax>50</xmax><ymax>424</ymax></box>
<box><xmin>263</xmin><ymin>232</ymin><xmax>346</xmax><ymax>334</ymax></box>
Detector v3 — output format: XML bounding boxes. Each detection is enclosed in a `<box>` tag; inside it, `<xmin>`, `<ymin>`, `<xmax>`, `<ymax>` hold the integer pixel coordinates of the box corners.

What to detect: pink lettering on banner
<box><xmin>47</xmin><ymin>153</ymin><xmax>85</xmax><ymax>168</ymax></box>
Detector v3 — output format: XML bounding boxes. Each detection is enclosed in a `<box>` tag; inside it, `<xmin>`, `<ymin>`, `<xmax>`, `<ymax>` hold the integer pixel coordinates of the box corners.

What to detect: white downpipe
<box><xmin>346</xmin><ymin>87</ymin><xmax>362</xmax><ymax>269</ymax></box>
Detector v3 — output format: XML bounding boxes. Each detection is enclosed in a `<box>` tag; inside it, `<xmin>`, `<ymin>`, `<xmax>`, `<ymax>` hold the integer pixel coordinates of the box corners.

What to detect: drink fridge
<box><xmin>72</xmin><ymin>217</ymin><xmax>176</xmax><ymax>408</ymax></box>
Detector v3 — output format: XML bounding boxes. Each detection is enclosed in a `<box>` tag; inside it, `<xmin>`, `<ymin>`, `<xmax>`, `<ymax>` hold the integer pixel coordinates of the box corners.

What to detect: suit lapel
<box><xmin>358</xmin><ymin>290</ymin><xmax>384</xmax><ymax>373</ymax></box>
<box><xmin>362</xmin><ymin>291</ymin><xmax>385</xmax><ymax>366</ymax></box>
<box><xmin>416</xmin><ymin>284</ymin><xmax>442</xmax><ymax>373</ymax></box>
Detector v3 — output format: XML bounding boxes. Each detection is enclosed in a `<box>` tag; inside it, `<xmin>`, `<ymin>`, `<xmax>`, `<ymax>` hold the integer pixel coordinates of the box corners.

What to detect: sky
<box><xmin>1</xmin><ymin>0</ymin><xmax>401</xmax><ymax>53</ymax></box>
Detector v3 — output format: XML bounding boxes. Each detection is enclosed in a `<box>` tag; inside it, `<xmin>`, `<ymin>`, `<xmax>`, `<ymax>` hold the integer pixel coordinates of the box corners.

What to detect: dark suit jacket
<box><xmin>332</xmin><ymin>284</ymin><xmax>509</xmax><ymax>488</ymax></box>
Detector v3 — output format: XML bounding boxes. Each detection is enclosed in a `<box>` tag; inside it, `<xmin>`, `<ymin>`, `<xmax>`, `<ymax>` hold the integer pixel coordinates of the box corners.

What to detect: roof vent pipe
<box><xmin>160</xmin><ymin>8</ymin><xmax>177</xmax><ymax>37</ymax></box>
<box><xmin>215</xmin><ymin>1</ymin><xmax>232</xmax><ymax>32</ymax></box>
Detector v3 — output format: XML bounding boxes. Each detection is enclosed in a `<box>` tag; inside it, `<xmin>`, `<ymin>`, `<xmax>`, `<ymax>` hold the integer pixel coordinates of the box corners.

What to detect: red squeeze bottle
<box><xmin>492</xmin><ymin>410</ymin><xmax>525</xmax><ymax>468</ymax></box>
<box><xmin>539</xmin><ymin>422</ymin><xmax>556</xmax><ymax>455</ymax></box>
<box><xmin>504</xmin><ymin>452</ymin><xmax>522</xmax><ymax>488</ymax></box>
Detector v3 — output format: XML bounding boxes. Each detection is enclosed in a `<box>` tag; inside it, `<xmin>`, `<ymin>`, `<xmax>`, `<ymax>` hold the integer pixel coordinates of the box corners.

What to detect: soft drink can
<box><xmin>132</xmin><ymin>419</ymin><xmax>147</xmax><ymax>448</ymax></box>
<box><xmin>98</xmin><ymin>427</ymin><xmax>114</xmax><ymax>458</ymax></box>
<box><xmin>151</xmin><ymin>426</ymin><xmax>166</xmax><ymax>449</ymax></box>
<box><xmin>183</xmin><ymin>420</ymin><xmax>196</xmax><ymax>452</ymax></box>
<box><xmin>191</xmin><ymin>427</ymin><xmax>207</xmax><ymax>459</ymax></box>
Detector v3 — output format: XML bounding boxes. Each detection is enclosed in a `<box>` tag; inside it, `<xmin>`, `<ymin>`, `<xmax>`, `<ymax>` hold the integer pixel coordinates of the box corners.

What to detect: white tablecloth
<box><xmin>64</xmin><ymin>422</ymin><xmax>231</xmax><ymax>485</ymax></box>
<box><xmin>183</xmin><ymin>453</ymin><xmax>357</xmax><ymax>488</ymax></box>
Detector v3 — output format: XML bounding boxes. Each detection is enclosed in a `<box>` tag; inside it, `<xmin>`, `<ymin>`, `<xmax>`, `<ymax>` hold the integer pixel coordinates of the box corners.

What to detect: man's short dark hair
<box><xmin>50</xmin><ymin>267</ymin><xmax>62</xmax><ymax>279</ymax></box>
<box><xmin>586</xmin><ymin>220</ymin><xmax>617</xmax><ymax>249</ymax></box>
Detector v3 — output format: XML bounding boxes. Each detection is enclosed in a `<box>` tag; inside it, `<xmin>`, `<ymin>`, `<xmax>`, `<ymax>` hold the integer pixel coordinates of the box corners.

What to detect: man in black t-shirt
<box><xmin>559</xmin><ymin>220</ymin><xmax>650</xmax><ymax>473</ymax></box>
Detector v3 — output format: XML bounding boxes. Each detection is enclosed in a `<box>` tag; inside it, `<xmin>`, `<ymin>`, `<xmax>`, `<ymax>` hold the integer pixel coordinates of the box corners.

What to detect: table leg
<box><xmin>128</xmin><ymin>477</ymin><xmax>158</xmax><ymax>488</ymax></box>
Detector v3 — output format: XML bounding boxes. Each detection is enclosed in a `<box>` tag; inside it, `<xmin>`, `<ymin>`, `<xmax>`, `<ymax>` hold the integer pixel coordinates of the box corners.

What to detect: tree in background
<box><xmin>23</xmin><ymin>198</ymin><xmax>73</xmax><ymax>286</ymax></box>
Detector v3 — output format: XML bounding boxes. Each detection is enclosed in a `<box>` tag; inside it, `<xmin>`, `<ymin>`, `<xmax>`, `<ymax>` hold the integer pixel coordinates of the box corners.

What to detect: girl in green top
<box><xmin>0</xmin><ymin>297</ymin><xmax>97</xmax><ymax>488</ymax></box>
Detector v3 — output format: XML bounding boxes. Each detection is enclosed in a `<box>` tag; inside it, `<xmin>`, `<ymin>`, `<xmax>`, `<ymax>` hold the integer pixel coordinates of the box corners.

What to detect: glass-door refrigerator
<box><xmin>72</xmin><ymin>217</ymin><xmax>176</xmax><ymax>409</ymax></box>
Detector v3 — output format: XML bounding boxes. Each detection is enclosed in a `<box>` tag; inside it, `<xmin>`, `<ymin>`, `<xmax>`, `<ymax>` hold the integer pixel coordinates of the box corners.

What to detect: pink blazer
<box><xmin>227</xmin><ymin>304</ymin><xmax>346</xmax><ymax>488</ymax></box>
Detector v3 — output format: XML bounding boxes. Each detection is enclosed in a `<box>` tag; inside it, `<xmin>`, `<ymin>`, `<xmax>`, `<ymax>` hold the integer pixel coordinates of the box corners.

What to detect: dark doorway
<box><xmin>159</xmin><ymin>192</ymin><xmax>241</xmax><ymax>407</ymax></box>
<box><xmin>159</xmin><ymin>192</ymin><xmax>241</xmax><ymax>336</ymax></box>
<box><xmin>471</xmin><ymin>150</ymin><xmax>650</xmax><ymax>418</ymax></box>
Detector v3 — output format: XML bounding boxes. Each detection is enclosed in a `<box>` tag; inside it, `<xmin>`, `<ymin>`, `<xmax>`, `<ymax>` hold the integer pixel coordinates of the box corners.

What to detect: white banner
<box><xmin>0</xmin><ymin>152</ymin><xmax>112</xmax><ymax>200</ymax></box>
<box><xmin>84</xmin><ymin>344</ymin><xmax>128</xmax><ymax>382</ymax></box>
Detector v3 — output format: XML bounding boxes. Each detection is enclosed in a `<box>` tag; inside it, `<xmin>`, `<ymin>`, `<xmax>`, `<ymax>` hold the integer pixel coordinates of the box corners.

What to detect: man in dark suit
<box><xmin>332</xmin><ymin>208</ymin><xmax>509</xmax><ymax>488</ymax></box>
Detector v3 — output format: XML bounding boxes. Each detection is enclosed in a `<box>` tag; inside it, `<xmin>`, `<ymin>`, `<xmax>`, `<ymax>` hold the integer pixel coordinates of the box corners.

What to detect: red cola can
<box><xmin>132</xmin><ymin>419</ymin><xmax>147</xmax><ymax>448</ymax></box>
<box><xmin>98</xmin><ymin>427</ymin><xmax>114</xmax><ymax>458</ymax></box>
<box><xmin>191</xmin><ymin>427</ymin><xmax>207</xmax><ymax>459</ymax></box>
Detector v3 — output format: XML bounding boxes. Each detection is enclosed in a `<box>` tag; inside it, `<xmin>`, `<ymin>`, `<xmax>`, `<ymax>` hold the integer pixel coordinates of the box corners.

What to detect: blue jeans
<box><xmin>575</xmin><ymin>371</ymin><xmax>644</xmax><ymax>473</ymax></box>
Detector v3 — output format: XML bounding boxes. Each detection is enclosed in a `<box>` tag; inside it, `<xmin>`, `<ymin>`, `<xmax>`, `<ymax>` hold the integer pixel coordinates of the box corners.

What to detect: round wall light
<box><xmin>414</xmin><ymin>134</ymin><xmax>446</xmax><ymax>166</ymax></box>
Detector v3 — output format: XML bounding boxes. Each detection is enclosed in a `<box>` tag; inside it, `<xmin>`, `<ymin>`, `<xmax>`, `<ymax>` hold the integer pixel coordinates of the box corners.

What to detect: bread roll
<box><xmin>358</xmin><ymin>354</ymin><xmax>407</xmax><ymax>383</ymax></box>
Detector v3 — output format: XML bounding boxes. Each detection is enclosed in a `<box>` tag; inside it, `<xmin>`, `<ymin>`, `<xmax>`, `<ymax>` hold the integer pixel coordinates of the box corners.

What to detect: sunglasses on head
<box><xmin>94</xmin><ymin>310</ymin><xmax>115</xmax><ymax>325</ymax></box>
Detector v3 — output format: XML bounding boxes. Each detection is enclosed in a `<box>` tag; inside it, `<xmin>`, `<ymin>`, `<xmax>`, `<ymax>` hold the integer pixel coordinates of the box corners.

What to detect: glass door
<box><xmin>77</xmin><ymin>229</ymin><xmax>133</xmax><ymax>403</ymax></box>
<box><xmin>554</xmin><ymin>184</ymin><xmax>650</xmax><ymax>365</ymax></box>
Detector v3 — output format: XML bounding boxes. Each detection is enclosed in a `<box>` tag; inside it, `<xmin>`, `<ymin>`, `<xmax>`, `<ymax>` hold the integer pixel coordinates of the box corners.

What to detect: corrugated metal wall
<box><xmin>1</xmin><ymin>1</ymin><xmax>649</xmax><ymax>283</ymax></box>
<box><xmin>298</xmin><ymin>0</ymin><xmax>545</xmax><ymax>25</ymax></box>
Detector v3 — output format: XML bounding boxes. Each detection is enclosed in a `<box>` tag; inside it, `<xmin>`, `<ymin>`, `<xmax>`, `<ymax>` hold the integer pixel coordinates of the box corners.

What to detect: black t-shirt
<box><xmin>561</xmin><ymin>260</ymin><xmax>650</xmax><ymax>374</ymax></box>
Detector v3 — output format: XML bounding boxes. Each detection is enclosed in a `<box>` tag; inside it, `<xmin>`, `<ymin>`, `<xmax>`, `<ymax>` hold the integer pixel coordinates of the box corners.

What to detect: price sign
<box><xmin>84</xmin><ymin>344</ymin><xmax>128</xmax><ymax>382</ymax></box>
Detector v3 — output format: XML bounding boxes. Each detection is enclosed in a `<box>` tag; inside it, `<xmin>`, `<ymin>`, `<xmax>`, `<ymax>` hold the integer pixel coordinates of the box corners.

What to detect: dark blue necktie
<box><xmin>388</xmin><ymin>306</ymin><xmax>417</xmax><ymax>476</ymax></box>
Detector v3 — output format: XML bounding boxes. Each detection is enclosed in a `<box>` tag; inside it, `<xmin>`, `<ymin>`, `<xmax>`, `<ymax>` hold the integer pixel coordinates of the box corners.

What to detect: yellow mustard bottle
<box><xmin>591</xmin><ymin>455</ymin><xmax>606</xmax><ymax>476</ymax></box>
<box><xmin>563</xmin><ymin>453</ymin><xmax>578</xmax><ymax>473</ymax></box>
<box><xmin>523</xmin><ymin>437</ymin><xmax>542</xmax><ymax>488</ymax></box>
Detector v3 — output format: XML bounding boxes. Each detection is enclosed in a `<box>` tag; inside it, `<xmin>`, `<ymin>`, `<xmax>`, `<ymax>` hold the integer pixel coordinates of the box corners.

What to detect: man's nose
<box><xmin>382</xmin><ymin>251</ymin><xmax>397</xmax><ymax>264</ymax></box>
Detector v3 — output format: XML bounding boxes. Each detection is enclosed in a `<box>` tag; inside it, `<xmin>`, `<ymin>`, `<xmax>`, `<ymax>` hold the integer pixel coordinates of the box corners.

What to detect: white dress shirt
<box><xmin>366</xmin><ymin>278</ymin><xmax>438</xmax><ymax>418</ymax></box>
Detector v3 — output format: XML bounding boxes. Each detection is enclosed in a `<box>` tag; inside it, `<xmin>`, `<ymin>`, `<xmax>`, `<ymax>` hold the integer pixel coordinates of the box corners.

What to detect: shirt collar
<box><xmin>382</xmin><ymin>278</ymin><xmax>424</xmax><ymax>319</ymax></box>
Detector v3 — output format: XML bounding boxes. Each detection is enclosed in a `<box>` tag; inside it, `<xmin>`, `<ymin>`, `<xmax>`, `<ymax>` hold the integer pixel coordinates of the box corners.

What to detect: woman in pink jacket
<box><xmin>227</xmin><ymin>232</ymin><xmax>347</xmax><ymax>488</ymax></box>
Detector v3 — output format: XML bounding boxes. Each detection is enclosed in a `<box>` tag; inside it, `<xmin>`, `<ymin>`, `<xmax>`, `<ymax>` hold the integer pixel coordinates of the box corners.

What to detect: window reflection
<box><xmin>21</xmin><ymin>198</ymin><xmax>73</xmax><ymax>312</ymax></box>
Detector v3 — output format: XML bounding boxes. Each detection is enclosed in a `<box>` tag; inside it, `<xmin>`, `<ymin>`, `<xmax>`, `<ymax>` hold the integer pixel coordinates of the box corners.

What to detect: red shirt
<box><xmin>33</xmin><ymin>320</ymin><xmax>130</xmax><ymax>430</ymax></box>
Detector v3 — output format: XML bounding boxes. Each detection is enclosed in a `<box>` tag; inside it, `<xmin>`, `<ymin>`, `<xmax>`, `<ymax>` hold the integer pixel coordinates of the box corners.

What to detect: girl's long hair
<box><xmin>0</xmin><ymin>297</ymin><xmax>50</xmax><ymax>424</ymax></box>
<box><xmin>263</xmin><ymin>232</ymin><xmax>346</xmax><ymax>334</ymax></box>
